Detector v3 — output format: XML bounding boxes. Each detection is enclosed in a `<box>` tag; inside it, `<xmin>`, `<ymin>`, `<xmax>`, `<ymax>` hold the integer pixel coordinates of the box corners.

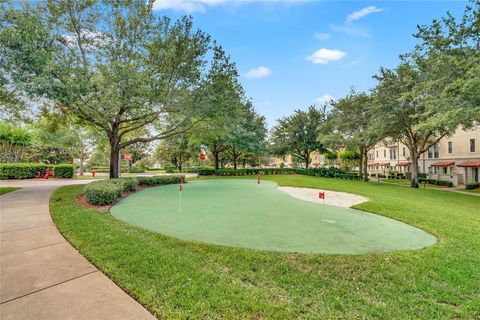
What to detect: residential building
<box><xmin>367</xmin><ymin>127</ymin><xmax>480</xmax><ymax>186</ymax></box>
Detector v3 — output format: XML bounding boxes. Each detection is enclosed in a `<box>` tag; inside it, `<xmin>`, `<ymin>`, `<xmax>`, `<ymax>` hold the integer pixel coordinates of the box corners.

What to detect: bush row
<box><xmin>0</xmin><ymin>163</ymin><xmax>75</xmax><ymax>179</ymax></box>
<box><xmin>465</xmin><ymin>182</ymin><xmax>480</xmax><ymax>190</ymax></box>
<box><xmin>194</xmin><ymin>167</ymin><xmax>360</xmax><ymax>180</ymax></box>
<box><xmin>85</xmin><ymin>175</ymin><xmax>184</xmax><ymax>205</ymax></box>
<box><xmin>419</xmin><ymin>178</ymin><xmax>453</xmax><ymax>187</ymax></box>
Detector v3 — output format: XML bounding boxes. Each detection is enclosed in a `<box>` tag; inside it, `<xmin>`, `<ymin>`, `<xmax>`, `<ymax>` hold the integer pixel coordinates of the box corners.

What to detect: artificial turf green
<box><xmin>50</xmin><ymin>175</ymin><xmax>480</xmax><ymax>319</ymax></box>
<box><xmin>110</xmin><ymin>179</ymin><xmax>436</xmax><ymax>254</ymax></box>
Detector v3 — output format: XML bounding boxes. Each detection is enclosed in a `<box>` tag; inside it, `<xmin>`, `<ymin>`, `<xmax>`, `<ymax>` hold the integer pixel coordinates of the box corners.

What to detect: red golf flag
<box><xmin>180</xmin><ymin>184</ymin><xmax>183</xmax><ymax>191</ymax></box>
<box><xmin>181</xmin><ymin>177</ymin><xmax>185</xmax><ymax>183</ymax></box>
<box><xmin>319</xmin><ymin>192</ymin><xmax>325</xmax><ymax>199</ymax></box>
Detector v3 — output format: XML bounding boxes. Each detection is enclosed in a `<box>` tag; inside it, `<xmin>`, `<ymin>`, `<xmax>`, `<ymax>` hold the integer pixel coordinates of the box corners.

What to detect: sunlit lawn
<box><xmin>51</xmin><ymin>174</ymin><xmax>480</xmax><ymax>319</ymax></box>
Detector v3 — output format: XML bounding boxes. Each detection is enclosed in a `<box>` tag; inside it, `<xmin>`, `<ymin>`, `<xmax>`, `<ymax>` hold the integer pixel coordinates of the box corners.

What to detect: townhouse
<box><xmin>367</xmin><ymin>127</ymin><xmax>480</xmax><ymax>186</ymax></box>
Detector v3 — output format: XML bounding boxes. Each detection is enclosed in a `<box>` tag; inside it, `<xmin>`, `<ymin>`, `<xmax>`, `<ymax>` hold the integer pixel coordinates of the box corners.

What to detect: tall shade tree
<box><xmin>329</xmin><ymin>90</ymin><xmax>382</xmax><ymax>181</ymax></box>
<box><xmin>154</xmin><ymin>133</ymin><xmax>197</xmax><ymax>172</ymax></box>
<box><xmin>0</xmin><ymin>122</ymin><xmax>31</xmax><ymax>162</ymax></box>
<box><xmin>195</xmin><ymin>47</ymin><xmax>246</xmax><ymax>170</ymax></box>
<box><xmin>226</xmin><ymin>102</ymin><xmax>267</xmax><ymax>169</ymax></box>
<box><xmin>1</xmin><ymin>0</ymin><xmax>214</xmax><ymax>178</ymax></box>
<box><xmin>374</xmin><ymin>63</ymin><xmax>451</xmax><ymax>188</ymax></box>
<box><xmin>408</xmin><ymin>0</ymin><xmax>480</xmax><ymax>130</ymax></box>
<box><xmin>271</xmin><ymin>106</ymin><xmax>328</xmax><ymax>169</ymax></box>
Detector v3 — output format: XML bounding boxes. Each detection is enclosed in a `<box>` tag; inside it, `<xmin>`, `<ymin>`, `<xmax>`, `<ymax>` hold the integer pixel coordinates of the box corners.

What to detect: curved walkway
<box><xmin>0</xmin><ymin>179</ymin><xmax>155</xmax><ymax>320</ymax></box>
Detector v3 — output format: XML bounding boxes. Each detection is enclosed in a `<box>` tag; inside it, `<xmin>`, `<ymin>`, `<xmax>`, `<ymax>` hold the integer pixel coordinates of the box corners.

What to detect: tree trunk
<box><xmin>363</xmin><ymin>154</ymin><xmax>368</xmax><ymax>182</ymax></box>
<box><xmin>410</xmin><ymin>153</ymin><xmax>420</xmax><ymax>188</ymax></box>
<box><xmin>358</xmin><ymin>148</ymin><xmax>364</xmax><ymax>179</ymax></box>
<box><xmin>214</xmin><ymin>151</ymin><xmax>219</xmax><ymax>170</ymax></box>
<box><xmin>305</xmin><ymin>157</ymin><xmax>309</xmax><ymax>169</ymax></box>
<box><xmin>109</xmin><ymin>128</ymin><xmax>120</xmax><ymax>179</ymax></box>
<box><xmin>79</xmin><ymin>158</ymin><xmax>84</xmax><ymax>176</ymax></box>
<box><xmin>362</xmin><ymin>148</ymin><xmax>369</xmax><ymax>182</ymax></box>
<box><xmin>109</xmin><ymin>145</ymin><xmax>120</xmax><ymax>178</ymax></box>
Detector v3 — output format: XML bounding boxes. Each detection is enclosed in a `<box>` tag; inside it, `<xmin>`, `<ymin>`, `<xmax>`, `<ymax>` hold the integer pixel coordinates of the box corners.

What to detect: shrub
<box><xmin>85</xmin><ymin>181</ymin><xmax>124</xmax><ymax>205</ymax></box>
<box><xmin>120</xmin><ymin>178</ymin><xmax>139</xmax><ymax>192</ymax></box>
<box><xmin>53</xmin><ymin>164</ymin><xmax>75</xmax><ymax>178</ymax></box>
<box><xmin>129</xmin><ymin>166</ymin><xmax>145</xmax><ymax>173</ymax></box>
<box><xmin>164</xmin><ymin>165</ymin><xmax>178</xmax><ymax>173</ymax></box>
<box><xmin>419</xmin><ymin>178</ymin><xmax>453</xmax><ymax>187</ymax></box>
<box><xmin>465</xmin><ymin>182</ymin><xmax>480</xmax><ymax>190</ymax></box>
<box><xmin>0</xmin><ymin>163</ymin><xmax>48</xmax><ymax>179</ymax></box>
<box><xmin>137</xmin><ymin>175</ymin><xmax>183</xmax><ymax>186</ymax></box>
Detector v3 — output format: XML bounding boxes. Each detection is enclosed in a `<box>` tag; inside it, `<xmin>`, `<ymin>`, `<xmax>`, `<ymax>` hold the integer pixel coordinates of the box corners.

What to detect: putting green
<box><xmin>110</xmin><ymin>179</ymin><xmax>437</xmax><ymax>254</ymax></box>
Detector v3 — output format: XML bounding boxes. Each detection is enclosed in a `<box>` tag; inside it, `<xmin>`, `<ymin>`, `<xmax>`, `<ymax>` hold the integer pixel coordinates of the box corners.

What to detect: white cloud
<box><xmin>245</xmin><ymin>66</ymin><xmax>272</xmax><ymax>78</ymax></box>
<box><xmin>305</xmin><ymin>48</ymin><xmax>346</xmax><ymax>64</ymax></box>
<box><xmin>152</xmin><ymin>0</ymin><xmax>312</xmax><ymax>13</ymax></box>
<box><xmin>314</xmin><ymin>32</ymin><xmax>330</xmax><ymax>40</ymax></box>
<box><xmin>315</xmin><ymin>94</ymin><xmax>335</xmax><ymax>105</ymax></box>
<box><xmin>346</xmin><ymin>6</ymin><xmax>383</xmax><ymax>24</ymax></box>
<box><xmin>152</xmin><ymin>0</ymin><xmax>227</xmax><ymax>13</ymax></box>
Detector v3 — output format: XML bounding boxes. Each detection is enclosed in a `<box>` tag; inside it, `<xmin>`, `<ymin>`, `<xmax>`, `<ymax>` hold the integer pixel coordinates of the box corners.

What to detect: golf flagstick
<box><xmin>179</xmin><ymin>183</ymin><xmax>183</xmax><ymax>211</ymax></box>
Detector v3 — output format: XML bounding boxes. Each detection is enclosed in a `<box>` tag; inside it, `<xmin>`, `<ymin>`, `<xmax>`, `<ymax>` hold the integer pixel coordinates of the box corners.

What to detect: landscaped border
<box><xmin>49</xmin><ymin>175</ymin><xmax>480</xmax><ymax>318</ymax></box>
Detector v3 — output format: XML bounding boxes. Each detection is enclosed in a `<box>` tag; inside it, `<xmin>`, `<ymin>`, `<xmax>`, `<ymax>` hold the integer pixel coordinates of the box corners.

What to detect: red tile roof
<box><xmin>457</xmin><ymin>161</ymin><xmax>480</xmax><ymax>167</ymax></box>
<box><xmin>431</xmin><ymin>161</ymin><xmax>455</xmax><ymax>167</ymax></box>
<box><xmin>396</xmin><ymin>162</ymin><xmax>411</xmax><ymax>166</ymax></box>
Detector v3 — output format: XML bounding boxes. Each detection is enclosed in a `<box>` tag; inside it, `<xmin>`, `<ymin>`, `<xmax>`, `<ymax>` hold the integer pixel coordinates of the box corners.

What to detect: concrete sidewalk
<box><xmin>0</xmin><ymin>179</ymin><xmax>155</xmax><ymax>320</ymax></box>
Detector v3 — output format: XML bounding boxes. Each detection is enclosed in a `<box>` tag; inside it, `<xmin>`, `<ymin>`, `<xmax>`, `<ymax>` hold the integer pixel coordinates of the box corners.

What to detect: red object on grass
<box><xmin>180</xmin><ymin>184</ymin><xmax>183</xmax><ymax>191</ymax></box>
<box><xmin>181</xmin><ymin>177</ymin><xmax>185</xmax><ymax>183</ymax></box>
<box><xmin>37</xmin><ymin>171</ymin><xmax>41</xmax><ymax>179</ymax></box>
<box><xmin>92</xmin><ymin>169</ymin><xmax>95</xmax><ymax>177</ymax></box>
<box><xmin>319</xmin><ymin>192</ymin><xmax>325</xmax><ymax>199</ymax></box>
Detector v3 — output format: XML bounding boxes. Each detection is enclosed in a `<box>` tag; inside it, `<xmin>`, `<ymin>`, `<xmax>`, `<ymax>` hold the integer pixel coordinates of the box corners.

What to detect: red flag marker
<box><xmin>319</xmin><ymin>192</ymin><xmax>325</xmax><ymax>199</ymax></box>
<box><xmin>180</xmin><ymin>184</ymin><xmax>183</xmax><ymax>191</ymax></box>
<box><xmin>181</xmin><ymin>177</ymin><xmax>185</xmax><ymax>183</ymax></box>
<box><xmin>257</xmin><ymin>175</ymin><xmax>260</xmax><ymax>184</ymax></box>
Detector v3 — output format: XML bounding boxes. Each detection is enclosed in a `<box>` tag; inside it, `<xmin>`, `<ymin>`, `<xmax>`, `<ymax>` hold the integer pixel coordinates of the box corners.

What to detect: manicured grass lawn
<box><xmin>382</xmin><ymin>178</ymin><xmax>443</xmax><ymax>188</ymax></box>
<box><xmin>50</xmin><ymin>175</ymin><xmax>480</xmax><ymax>319</ymax></box>
<box><xmin>464</xmin><ymin>188</ymin><xmax>480</xmax><ymax>194</ymax></box>
<box><xmin>0</xmin><ymin>187</ymin><xmax>20</xmax><ymax>195</ymax></box>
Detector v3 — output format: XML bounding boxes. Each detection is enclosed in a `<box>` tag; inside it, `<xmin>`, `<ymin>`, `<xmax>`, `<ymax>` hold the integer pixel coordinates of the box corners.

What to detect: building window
<box><xmin>434</xmin><ymin>144</ymin><xmax>440</xmax><ymax>158</ymax></box>
<box><xmin>470</xmin><ymin>139</ymin><xmax>476</xmax><ymax>152</ymax></box>
<box><xmin>448</xmin><ymin>141</ymin><xmax>453</xmax><ymax>154</ymax></box>
<box><xmin>428</xmin><ymin>147</ymin><xmax>433</xmax><ymax>159</ymax></box>
<box><xmin>402</xmin><ymin>147</ymin><xmax>406</xmax><ymax>157</ymax></box>
<box><xmin>383</xmin><ymin>150</ymin><xmax>386</xmax><ymax>157</ymax></box>
<box><xmin>376</xmin><ymin>150</ymin><xmax>378</xmax><ymax>158</ymax></box>
<box><xmin>389</xmin><ymin>148</ymin><xmax>397</xmax><ymax>160</ymax></box>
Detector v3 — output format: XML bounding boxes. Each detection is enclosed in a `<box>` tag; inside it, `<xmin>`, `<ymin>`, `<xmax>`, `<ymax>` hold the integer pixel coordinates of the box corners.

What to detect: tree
<box><xmin>374</xmin><ymin>63</ymin><xmax>450</xmax><ymax>188</ymax></box>
<box><xmin>329</xmin><ymin>90</ymin><xmax>382</xmax><ymax>181</ymax></box>
<box><xmin>408</xmin><ymin>1</ymin><xmax>480</xmax><ymax>131</ymax></box>
<box><xmin>271</xmin><ymin>106</ymin><xmax>328</xmax><ymax>169</ymax></box>
<box><xmin>0</xmin><ymin>122</ymin><xmax>31</xmax><ymax>162</ymax></box>
<box><xmin>226</xmin><ymin>102</ymin><xmax>267</xmax><ymax>169</ymax></box>
<box><xmin>154</xmin><ymin>133</ymin><xmax>197</xmax><ymax>172</ymax></box>
<box><xmin>1</xmin><ymin>1</ymin><xmax>215</xmax><ymax>178</ymax></box>
<box><xmin>195</xmin><ymin>47</ymin><xmax>246</xmax><ymax>170</ymax></box>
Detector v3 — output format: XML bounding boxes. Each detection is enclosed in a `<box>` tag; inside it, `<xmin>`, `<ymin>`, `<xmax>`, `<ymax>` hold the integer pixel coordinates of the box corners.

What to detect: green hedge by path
<box><xmin>465</xmin><ymin>182</ymin><xmax>480</xmax><ymax>190</ymax></box>
<box><xmin>0</xmin><ymin>163</ymin><xmax>77</xmax><ymax>180</ymax></box>
<box><xmin>419</xmin><ymin>178</ymin><xmax>453</xmax><ymax>187</ymax></box>
<box><xmin>0</xmin><ymin>163</ymin><xmax>48</xmax><ymax>179</ymax></box>
<box><xmin>85</xmin><ymin>175</ymin><xmax>184</xmax><ymax>205</ymax></box>
<box><xmin>53</xmin><ymin>164</ymin><xmax>75</xmax><ymax>178</ymax></box>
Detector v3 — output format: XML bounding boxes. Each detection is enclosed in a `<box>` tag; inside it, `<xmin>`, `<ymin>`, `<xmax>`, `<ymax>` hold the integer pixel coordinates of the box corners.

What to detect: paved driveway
<box><xmin>0</xmin><ymin>179</ymin><xmax>155</xmax><ymax>320</ymax></box>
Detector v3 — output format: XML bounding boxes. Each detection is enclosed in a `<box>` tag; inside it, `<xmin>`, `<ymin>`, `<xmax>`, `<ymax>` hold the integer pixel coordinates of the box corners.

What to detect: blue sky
<box><xmin>153</xmin><ymin>0</ymin><xmax>468</xmax><ymax>127</ymax></box>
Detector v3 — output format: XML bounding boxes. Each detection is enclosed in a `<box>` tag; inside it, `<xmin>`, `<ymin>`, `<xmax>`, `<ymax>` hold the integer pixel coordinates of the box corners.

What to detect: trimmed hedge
<box><xmin>0</xmin><ymin>163</ymin><xmax>48</xmax><ymax>179</ymax></box>
<box><xmin>195</xmin><ymin>167</ymin><xmax>359</xmax><ymax>180</ymax></box>
<box><xmin>0</xmin><ymin>163</ymin><xmax>77</xmax><ymax>179</ymax></box>
<box><xmin>419</xmin><ymin>178</ymin><xmax>453</xmax><ymax>187</ymax></box>
<box><xmin>466</xmin><ymin>182</ymin><xmax>480</xmax><ymax>190</ymax></box>
<box><xmin>53</xmin><ymin>164</ymin><xmax>75</xmax><ymax>178</ymax></box>
<box><xmin>85</xmin><ymin>175</ymin><xmax>184</xmax><ymax>205</ymax></box>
